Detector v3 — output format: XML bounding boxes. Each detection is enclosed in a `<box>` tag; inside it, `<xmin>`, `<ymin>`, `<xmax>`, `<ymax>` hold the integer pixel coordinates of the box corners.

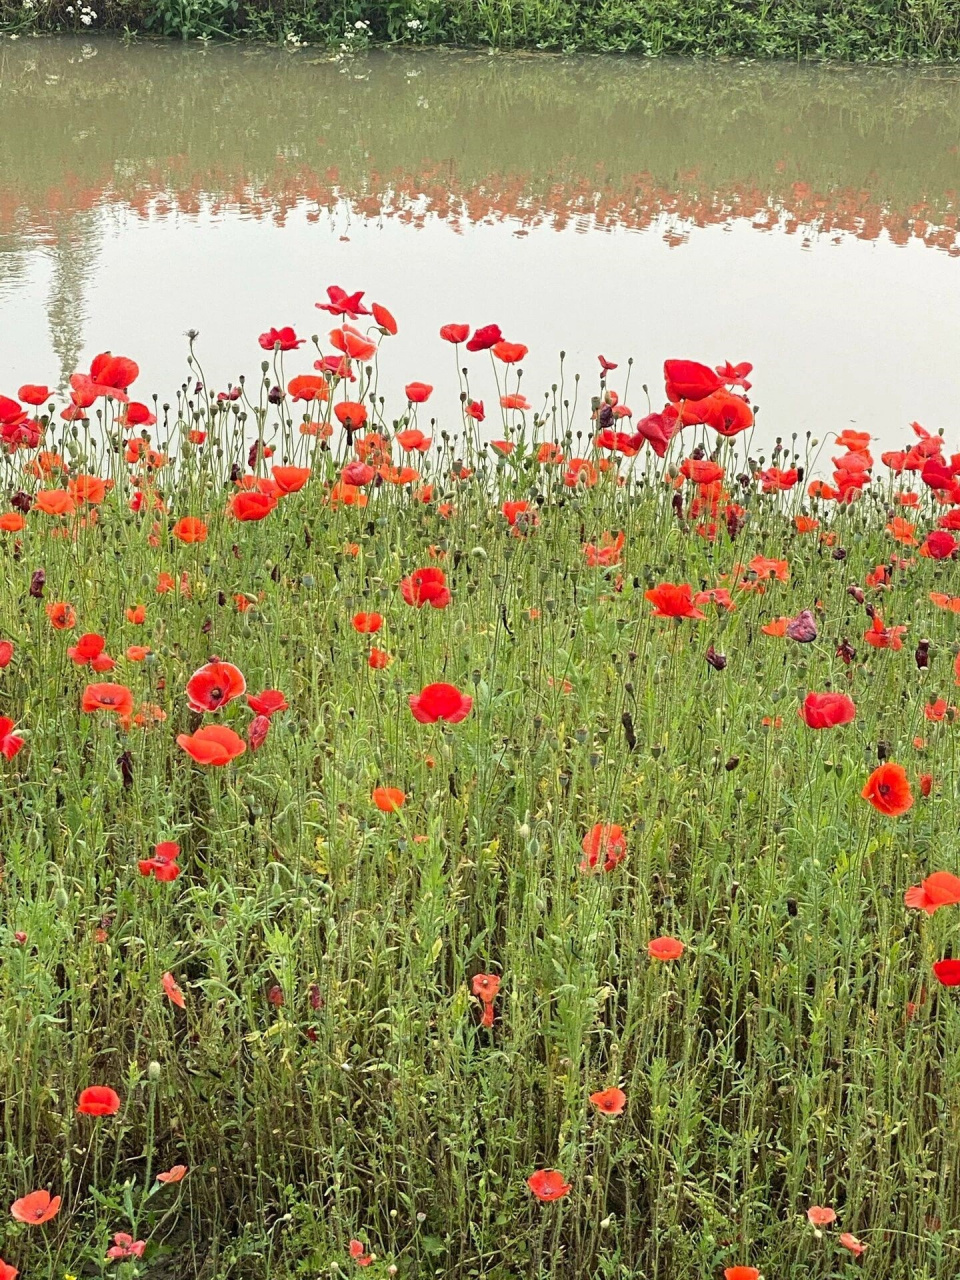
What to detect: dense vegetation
<box><xmin>0</xmin><ymin>311</ymin><xmax>960</xmax><ymax>1279</ymax></box>
<box><xmin>0</xmin><ymin>0</ymin><xmax>958</xmax><ymax>59</ymax></box>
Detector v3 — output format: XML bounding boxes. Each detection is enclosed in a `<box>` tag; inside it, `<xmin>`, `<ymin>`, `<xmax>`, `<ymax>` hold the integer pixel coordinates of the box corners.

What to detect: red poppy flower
<box><xmin>472</xmin><ymin>970</ymin><xmax>500</xmax><ymax>1023</ymax></box>
<box><xmin>372</xmin><ymin>786</ymin><xmax>405</xmax><ymax>812</ymax></box>
<box><xmin>395</xmin><ymin>428</ymin><xmax>432</xmax><ymax>453</ymax></box>
<box><xmin>369</xmin><ymin>647</ymin><xmax>392</xmax><ymax>669</ymax></box>
<box><xmin>589</xmin><ymin>1088</ymin><xmax>626</xmax><ymax>1116</ymax></box>
<box><xmin>598</xmin><ymin>354</ymin><xmax>618</xmax><ymax>371</ymax></box>
<box><xmin>106</xmin><ymin>1234</ymin><xmax>146</xmax><ymax>1261</ymax></box>
<box><xmin>259</xmin><ymin>326</ymin><xmax>304</xmax><ymax>351</ymax></box>
<box><xmin>287</xmin><ymin>374</ymin><xmax>329</xmax><ymax>402</ymax></box>
<box><xmin>405</xmin><ymin>381</ymin><xmax>433</xmax><ymax>404</ymax></box>
<box><xmin>440</xmin><ymin>323</ymin><xmax>469</xmax><ymax>344</ymax></box>
<box><xmin>81</xmin><ymin>683</ymin><xmax>134</xmax><ymax>716</ymax></box>
<box><xmin>715</xmin><ymin>359</ymin><xmax>753</xmax><ymax>390</ymax></box>
<box><xmin>904</xmin><ymin>871</ymin><xmax>960</xmax><ymax>914</ymax></box>
<box><xmin>839</xmin><ymin>1234</ymin><xmax>867</xmax><ymax>1257</ymax></box>
<box><xmin>10</xmin><ymin>1190</ymin><xmax>61</xmax><ymax>1224</ymax></box>
<box><xmin>648</xmin><ymin>936</ymin><xmax>684</xmax><ymax>961</ymax></box>
<box><xmin>247</xmin><ymin>689</ymin><xmax>288</xmax><ymax>717</ymax></box>
<box><xmin>46</xmin><ymin>602</ymin><xmax>76</xmax><ymax>630</ymax></box>
<box><xmin>862</xmin><ymin>763</ymin><xmax>913</xmax><ymax>817</ymax></box>
<box><xmin>139</xmin><ymin>840</ymin><xmax>181</xmax><ymax>882</ymax></box>
<box><xmin>349</xmin><ymin>1240</ymin><xmax>373</xmax><ymax>1267</ymax></box>
<box><xmin>644</xmin><ymin>583</ymin><xmax>705</xmax><ymax>620</ymax></box>
<box><xmin>186</xmin><ymin>661</ymin><xmax>245</xmax><ymax>713</ymax></box>
<box><xmin>247</xmin><ymin>714</ymin><xmax>270</xmax><ymax>751</ymax></box>
<box><xmin>176</xmin><ymin>724</ymin><xmax>247</xmax><ymax>766</ymax></box>
<box><xmin>329</xmin><ymin>325</ymin><xmax>377</xmax><ymax>362</ymax></box>
<box><xmin>371</xmin><ymin>302</ymin><xmax>397</xmax><ymax>335</ymax></box>
<box><xmin>0</xmin><ymin>641</ymin><xmax>13</xmax><ymax>668</ymax></box>
<box><xmin>664</xmin><ymin>359</ymin><xmax>723</xmax><ymax>402</ymax></box>
<box><xmin>89</xmin><ymin>351</ymin><xmax>139</xmax><ymax>392</ymax></box>
<box><xmin>408</xmin><ymin>682</ymin><xmax>473</xmax><ymax>724</ymax></box>
<box><xmin>0</xmin><ymin>1257</ymin><xmax>17</xmax><ymax>1280</ymax></box>
<box><xmin>934</xmin><ymin>958</ymin><xmax>960</xmax><ymax>986</ymax></box>
<box><xmin>18</xmin><ymin>384</ymin><xmax>49</xmax><ymax>405</ymax></box>
<box><xmin>465</xmin><ymin>399</ymin><xmax>485</xmax><ymax>422</ymax></box>
<box><xmin>172</xmin><ymin>516</ymin><xmax>208</xmax><ymax>543</ymax></box>
<box><xmin>920</xmin><ymin>530</ymin><xmax>958</xmax><ymax>560</ymax></box>
<box><xmin>492</xmin><ymin>341</ymin><xmax>528</xmax><ymax>364</ymax></box>
<box><xmin>68</xmin><ymin>632</ymin><xmax>106</xmax><ymax>665</ymax></box>
<box><xmin>0</xmin><ymin>718</ymin><xmax>23</xmax><ymax>761</ymax></box>
<box><xmin>156</xmin><ymin>1164</ymin><xmax>188</xmax><ymax>1184</ymax></box>
<box><xmin>271</xmin><ymin>466</ymin><xmax>311</xmax><ymax>494</ymax></box>
<box><xmin>162</xmin><ymin>972</ymin><xmax>186</xmax><ymax>1007</ymax></box>
<box><xmin>466</xmin><ymin>324</ymin><xmax>503</xmax><ymax>352</ymax></box>
<box><xmin>77</xmin><ymin>1085</ymin><xmax>121</xmax><ymax>1116</ymax></box>
<box><xmin>34</xmin><ymin>490</ymin><xmax>75</xmax><ymax>516</ymax></box>
<box><xmin>316</xmin><ymin>286</ymin><xmax>371</xmax><ymax>319</ymax></box>
<box><xmin>401</xmin><ymin>567</ymin><xmax>451</xmax><ymax>609</ymax></box>
<box><xmin>807</xmin><ymin>1206</ymin><xmax>836</xmax><ymax>1227</ymax></box>
<box><xmin>724</xmin><ymin>1269</ymin><xmax>760</xmax><ymax>1280</ymax></box>
<box><xmin>580</xmin><ymin>824</ymin><xmax>626</xmax><ymax>873</ymax></box>
<box><xmin>335</xmin><ymin>401</ymin><xmax>368</xmax><ymax>429</ymax></box>
<box><xmin>230</xmin><ymin>491</ymin><xmax>277</xmax><ymax>521</ymax></box>
<box><xmin>352</xmin><ymin>612</ymin><xmax>383</xmax><ymax>634</ymax></box>
<box><xmin>527</xmin><ymin>1170</ymin><xmax>571</xmax><ymax>1202</ymax></box>
<box><xmin>800</xmin><ymin>692</ymin><xmax>856</xmax><ymax>729</ymax></box>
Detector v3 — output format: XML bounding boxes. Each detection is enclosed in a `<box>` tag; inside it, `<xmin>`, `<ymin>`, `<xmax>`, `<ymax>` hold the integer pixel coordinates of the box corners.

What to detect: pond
<box><xmin>1</xmin><ymin>37</ymin><xmax>960</xmax><ymax>450</ymax></box>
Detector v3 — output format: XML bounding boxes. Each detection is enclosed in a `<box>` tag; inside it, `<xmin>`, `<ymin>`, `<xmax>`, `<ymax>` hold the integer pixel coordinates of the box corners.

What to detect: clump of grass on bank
<box><xmin>0</xmin><ymin>317</ymin><xmax>959</xmax><ymax>1280</ymax></box>
<box><xmin>1</xmin><ymin>0</ymin><xmax>959</xmax><ymax>59</ymax></box>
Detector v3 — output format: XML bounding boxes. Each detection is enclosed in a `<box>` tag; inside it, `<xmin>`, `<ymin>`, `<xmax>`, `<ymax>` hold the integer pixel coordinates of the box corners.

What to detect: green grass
<box><xmin>0</xmin><ymin>332</ymin><xmax>960</xmax><ymax>1280</ymax></box>
<box><xmin>1</xmin><ymin>0</ymin><xmax>959</xmax><ymax>58</ymax></box>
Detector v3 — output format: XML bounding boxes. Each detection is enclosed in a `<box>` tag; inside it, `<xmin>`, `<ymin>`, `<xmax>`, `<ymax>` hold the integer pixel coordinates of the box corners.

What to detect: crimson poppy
<box><xmin>18</xmin><ymin>383</ymin><xmax>49</xmax><ymax>405</ymax></box>
<box><xmin>589</xmin><ymin>1088</ymin><xmax>626</xmax><ymax>1116</ymax></box>
<box><xmin>0</xmin><ymin>641</ymin><xmax>13</xmax><ymax>668</ymax></box>
<box><xmin>0</xmin><ymin>718</ymin><xmax>23</xmax><ymax>762</ymax></box>
<box><xmin>9</xmin><ymin>1191</ymin><xmax>61</xmax><ymax>1224</ymax></box>
<box><xmin>401</xmin><ymin>567</ymin><xmax>451</xmax><ymax>609</ymax></box>
<box><xmin>644</xmin><ymin>583</ymin><xmax>705</xmax><ymax>620</ymax></box>
<box><xmin>664</xmin><ymin>359</ymin><xmax>723</xmax><ymax>402</ymax></box>
<box><xmin>800</xmin><ymin>692</ymin><xmax>856</xmax><ymax>729</ymax></box>
<box><xmin>316</xmin><ymin>286</ymin><xmax>371</xmax><ymax>319</ymax></box>
<box><xmin>353</xmin><ymin>612</ymin><xmax>383</xmax><ymax>634</ymax></box>
<box><xmin>82</xmin><ymin>683</ymin><xmax>134</xmax><ymax>716</ymax></box>
<box><xmin>247</xmin><ymin>689</ymin><xmax>288</xmax><ymax>717</ymax></box>
<box><xmin>527</xmin><ymin>1170</ymin><xmax>571</xmax><ymax>1202</ymax></box>
<box><xmin>920</xmin><ymin>530</ymin><xmax>958</xmax><ymax>560</ymax></box>
<box><xmin>0</xmin><ymin>1257</ymin><xmax>17</xmax><ymax>1280</ymax></box>
<box><xmin>405</xmin><ymin>382</ymin><xmax>433</xmax><ymax>404</ymax></box>
<box><xmin>934</xmin><ymin>958</ymin><xmax>960</xmax><ymax>985</ymax></box>
<box><xmin>139</xmin><ymin>841</ymin><xmax>181</xmax><ymax>882</ymax></box>
<box><xmin>723</xmin><ymin>1269</ymin><xmax>760</xmax><ymax>1280</ymax></box>
<box><xmin>288</xmin><ymin>375</ymin><xmax>329</xmax><ymax>402</ymax></box>
<box><xmin>77</xmin><ymin>1085</ymin><xmax>121</xmax><ymax>1116</ymax></box>
<box><xmin>259</xmin><ymin>326</ymin><xmax>304</xmax><ymax>351</ymax></box>
<box><xmin>349</xmin><ymin>1240</ymin><xmax>373</xmax><ymax>1267</ymax></box>
<box><xmin>186</xmin><ymin>661</ymin><xmax>246</xmax><ymax>712</ymax></box>
<box><xmin>472</xmin><ymin>972</ymin><xmax>500</xmax><ymax>1024</ymax></box>
<box><xmin>465</xmin><ymin>400</ymin><xmax>485</xmax><ymax>422</ymax></box>
<box><xmin>248</xmin><ymin>714</ymin><xmax>270</xmax><ymax>751</ymax></box>
<box><xmin>862</xmin><ymin>763</ymin><xmax>913</xmax><ymax>816</ymax></box>
<box><xmin>177</xmin><ymin>725</ymin><xmax>247</xmax><ymax>766</ymax></box>
<box><xmin>409</xmin><ymin>682</ymin><xmax>472</xmax><ymax>724</ymax></box>
<box><xmin>466</xmin><ymin>324</ymin><xmax>503</xmax><ymax>352</ymax></box>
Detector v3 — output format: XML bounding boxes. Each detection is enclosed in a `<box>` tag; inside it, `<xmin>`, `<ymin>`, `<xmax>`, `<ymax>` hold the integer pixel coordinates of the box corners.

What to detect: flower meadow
<box><xmin>2</xmin><ymin>294</ymin><xmax>960</xmax><ymax>1280</ymax></box>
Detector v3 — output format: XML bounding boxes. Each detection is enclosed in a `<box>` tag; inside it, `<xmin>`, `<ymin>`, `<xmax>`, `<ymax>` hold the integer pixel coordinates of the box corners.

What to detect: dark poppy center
<box><xmin>210</xmin><ymin>686</ymin><xmax>223</xmax><ymax>701</ymax></box>
<box><xmin>878</xmin><ymin>783</ymin><xmax>890</xmax><ymax>795</ymax></box>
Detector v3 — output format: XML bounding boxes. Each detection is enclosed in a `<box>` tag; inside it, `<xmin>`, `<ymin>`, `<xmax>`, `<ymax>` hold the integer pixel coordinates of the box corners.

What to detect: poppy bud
<box><xmin>147</xmin><ymin>1061</ymin><xmax>162</xmax><ymax>1082</ymax></box>
<box><xmin>248</xmin><ymin>714</ymin><xmax>270</xmax><ymax>751</ymax></box>
<box><xmin>29</xmin><ymin>569</ymin><xmax>45</xmax><ymax>598</ymax></box>
<box><xmin>13</xmin><ymin>931</ymin><xmax>27</xmax><ymax>945</ymax></box>
<box><xmin>54</xmin><ymin>886</ymin><xmax>69</xmax><ymax>909</ymax></box>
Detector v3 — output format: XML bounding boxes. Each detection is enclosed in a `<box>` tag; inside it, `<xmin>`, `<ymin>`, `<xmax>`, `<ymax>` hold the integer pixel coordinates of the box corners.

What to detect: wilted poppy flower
<box><xmin>409</xmin><ymin>682</ymin><xmax>473</xmax><ymax>724</ymax></box>
<box><xmin>162</xmin><ymin>972</ymin><xmax>186</xmax><ymax>1008</ymax></box>
<box><xmin>905</xmin><ymin>871</ymin><xmax>960</xmax><ymax>914</ymax></box>
<box><xmin>405</xmin><ymin>382</ymin><xmax>433</xmax><ymax>403</ymax></box>
<box><xmin>156</xmin><ymin>1164</ymin><xmax>188</xmax><ymax>1184</ymax></box>
<box><xmin>644</xmin><ymin>583</ymin><xmax>705</xmax><ymax>620</ymax></box>
<box><xmin>352</xmin><ymin>612</ymin><xmax>383</xmax><ymax>634</ymax></box>
<box><xmin>785</xmin><ymin>610</ymin><xmax>818</xmax><ymax>643</ymax></box>
<box><xmin>589</xmin><ymin>1088</ymin><xmax>626</xmax><ymax>1116</ymax></box>
<box><xmin>177</xmin><ymin>725</ymin><xmax>247</xmax><ymax>766</ymax></box>
<box><xmin>806</xmin><ymin>1206</ymin><xmax>837</xmax><ymax>1227</ymax></box>
<box><xmin>471</xmin><ymin>972</ymin><xmax>501</xmax><ymax>1027</ymax></box>
<box><xmin>10</xmin><ymin>1190</ymin><xmax>61</xmax><ymax>1224</ymax></box>
<box><xmin>800</xmin><ymin>692</ymin><xmax>856</xmax><ymax>729</ymax></box>
<box><xmin>77</xmin><ymin>1085</ymin><xmax>121</xmax><ymax>1116</ymax></box>
<box><xmin>171</xmin><ymin>516</ymin><xmax>208</xmax><ymax>544</ymax></box>
<box><xmin>138</xmin><ymin>840</ymin><xmax>181</xmax><ymax>882</ymax></box>
<box><xmin>527</xmin><ymin>1170</ymin><xmax>571</xmax><ymax>1202</ymax></box>
<box><xmin>648</xmin><ymin>936</ymin><xmax>684</xmax><ymax>961</ymax></box>
<box><xmin>247</xmin><ymin>714</ymin><xmax>270</xmax><ymax>751</ymax></box>
<box><xmin>372</xmin><ymin>786</ymin><xmax>405</xmax><ymax>812</ymax></box>
<box><xmin>186</xmin><ymin>661</ymin><xmax>246</xmax><ymax>712</ymax></box>
<box><xmin>317</xmin><ymin>285</ymin><xmax>370</xmax><ymax>319</ymax></box>
<box><xmin>0</xmin><ymin>718</ymin><xmax>24</xmax><ymax>761</ymax></box>
<box><xmin>580</xmin><ymin>823</ymin><xmax>626</xmax><ymax>873</ymax></box>
<box><xmin>862</xmin><ymin>763</ymin><xmax>913</xmax><ymax>816</ymax></box>
<box><xmin>82</xmin><ymin>683</ymin><xmax>134</xmax><ymax>716</ymax></box>
<box><xmin>401</xmin><ymin>567</ymin><xmax>451</xmax><ymax>609</ymax></box>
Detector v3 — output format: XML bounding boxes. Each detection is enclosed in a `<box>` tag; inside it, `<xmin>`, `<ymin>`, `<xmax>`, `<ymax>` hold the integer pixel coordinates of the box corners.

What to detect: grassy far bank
<box><xmin>0</xmin><ymin>0</ymin><xmax>959</xmax><ymax>59</ymax></box>
<box><xmin>1</xmin><ymin>303</ymin><xmax>960</xmax><ymax>1279</ymax></box>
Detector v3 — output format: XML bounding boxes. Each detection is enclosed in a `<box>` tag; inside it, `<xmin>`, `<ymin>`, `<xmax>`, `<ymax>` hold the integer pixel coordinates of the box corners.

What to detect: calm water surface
<box><xmin>2</xmin><ymin>38</ymin><xmax>960</xmax><ymax>448</ymax></box>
